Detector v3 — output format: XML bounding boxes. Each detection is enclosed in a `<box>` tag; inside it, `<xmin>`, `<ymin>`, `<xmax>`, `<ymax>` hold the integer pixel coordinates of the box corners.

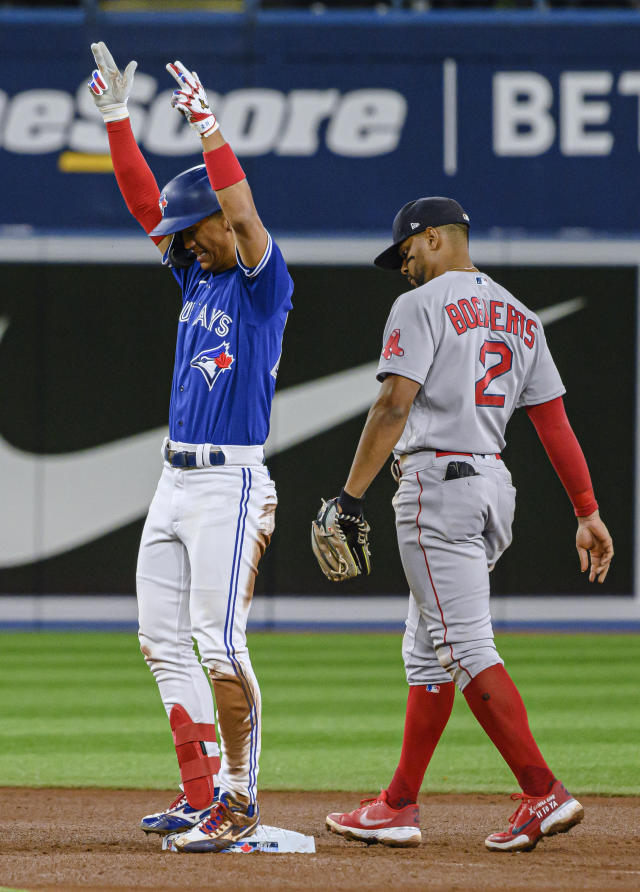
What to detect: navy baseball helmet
<box><xmin>150</xmin><ymin>164</ymin><xmax>222</xmax><ymax>237</ymax></box>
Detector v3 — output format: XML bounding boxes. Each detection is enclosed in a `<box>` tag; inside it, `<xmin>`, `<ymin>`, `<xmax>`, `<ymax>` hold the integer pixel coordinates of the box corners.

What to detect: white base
<box><xmin>162</xmin><ymin>824</ymin><xmax>315</xmax><ymax>854</ymax></box>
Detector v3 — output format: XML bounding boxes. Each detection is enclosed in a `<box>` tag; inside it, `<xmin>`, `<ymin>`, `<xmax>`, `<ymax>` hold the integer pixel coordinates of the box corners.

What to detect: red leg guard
<box><xmin>169</xmin><ymin>704</ymin><xmax>221</xmax><ymax>809</ymax></box>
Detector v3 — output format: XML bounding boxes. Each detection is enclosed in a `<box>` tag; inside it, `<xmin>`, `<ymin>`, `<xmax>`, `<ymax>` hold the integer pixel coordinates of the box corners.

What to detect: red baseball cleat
<box><xmin>326</xmin><ymin>789</ymin><xmax>421</xmax><ymax>847</ymax></box>
<box><xmin>485</xmin><ymin>780</ymin><xmax>584</xmax><ymax>852</ymax></box>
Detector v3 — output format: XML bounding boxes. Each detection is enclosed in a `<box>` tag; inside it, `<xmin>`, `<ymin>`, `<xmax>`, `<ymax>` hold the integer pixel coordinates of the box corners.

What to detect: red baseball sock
<box><xmin>386</xmin><ymin>682</ymin><xmax>455</xmax><ymax>809</ymax></box>
<box><xmin>463</xmin><ymin>664</ymin><xmax>555</xmax><ymax>796</ymax></box>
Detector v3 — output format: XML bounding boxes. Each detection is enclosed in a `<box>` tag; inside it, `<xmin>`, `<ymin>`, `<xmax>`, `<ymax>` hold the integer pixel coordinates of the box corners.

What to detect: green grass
<box><xmin>0</xmin><ymin>632</ymin><xmax>637</xmax><ymax>794</ymax></box>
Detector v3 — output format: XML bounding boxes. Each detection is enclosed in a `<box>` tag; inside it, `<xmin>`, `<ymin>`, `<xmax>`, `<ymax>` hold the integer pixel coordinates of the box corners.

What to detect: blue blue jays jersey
<box><xmin>166</xmin><ymin>233</ymin><xmax>293</xmax><ymax>445</ymax></box>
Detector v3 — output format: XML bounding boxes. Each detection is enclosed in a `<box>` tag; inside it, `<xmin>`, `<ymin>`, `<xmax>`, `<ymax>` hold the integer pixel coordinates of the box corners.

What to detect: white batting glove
<box><xmin>166</xmin><ymin>60</ymin><xmax>219</xmax><ymax>137</ymax></box>
<box><xmin>88</xmin><ymin>41</ymin><xmax>137</xmax><ymax>123</ymax></box>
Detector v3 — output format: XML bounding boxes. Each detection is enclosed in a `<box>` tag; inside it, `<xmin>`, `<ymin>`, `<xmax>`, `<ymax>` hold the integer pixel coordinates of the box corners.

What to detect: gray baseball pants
<box><xmin>393</xmin><ymin>451</ymin><xmax>516</xmax><ymax>691</ymax></box>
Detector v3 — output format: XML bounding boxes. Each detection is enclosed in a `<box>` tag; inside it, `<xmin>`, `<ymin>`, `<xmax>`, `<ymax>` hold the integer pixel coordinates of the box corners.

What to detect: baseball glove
<box><xmin>311</xmin><ymin>497</ymin><xmax>371</xmax><ymax>582</ymax></box>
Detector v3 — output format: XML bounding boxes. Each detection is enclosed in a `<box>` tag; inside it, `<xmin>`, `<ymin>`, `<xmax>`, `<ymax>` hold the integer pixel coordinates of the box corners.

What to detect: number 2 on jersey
<box><xmin>475</xmin><ymin>340</ymin><xmax>513</xmax><ymax>407</ymax></box>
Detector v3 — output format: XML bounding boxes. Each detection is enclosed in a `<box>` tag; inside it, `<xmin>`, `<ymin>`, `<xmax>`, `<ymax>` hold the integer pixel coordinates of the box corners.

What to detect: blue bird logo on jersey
<box><xmin>190</xmin><ymin>343</ymin><xmax>235</xmax><ymax>391</ymax></box>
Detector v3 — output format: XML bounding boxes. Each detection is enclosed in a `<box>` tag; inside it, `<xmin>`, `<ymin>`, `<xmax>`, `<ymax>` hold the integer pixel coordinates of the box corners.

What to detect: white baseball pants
<box><xmin>136</xmin><ymin>458</ymin><xmax>276</xmax><ymax>807</ymax></box>
<box><xmin>393</xmin><ymin>452</ymin><xmax>516</xmax><ymax>691</ymax></box>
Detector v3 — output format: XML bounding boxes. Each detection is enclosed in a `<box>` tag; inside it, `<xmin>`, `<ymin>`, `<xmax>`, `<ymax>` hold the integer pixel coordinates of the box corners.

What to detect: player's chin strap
<box><xmin>169</xmin><ymin>704</ymin><xmax>220</xmax><ymax>809</ymax></box>
<box><xmin>164</xmin><ymin>231</ymin><xmax>196</xmax><ymax>268</ymax></box>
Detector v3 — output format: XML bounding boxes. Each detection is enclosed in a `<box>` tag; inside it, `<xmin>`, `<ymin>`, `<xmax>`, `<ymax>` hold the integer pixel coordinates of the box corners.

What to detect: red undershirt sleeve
<box><xmin>106</xmin><ymin>119</ymin><xmax>163</xmax><ymax>244</ymax></box>
<box><xmin>203</xmin><ymin>142</ymin><xmax>246</xmax><ymax>191</ymax></box>
<box><xmin>525</xmin><ymin>396</ymin><xmax>598</xmax><ymax>517</ymax></box>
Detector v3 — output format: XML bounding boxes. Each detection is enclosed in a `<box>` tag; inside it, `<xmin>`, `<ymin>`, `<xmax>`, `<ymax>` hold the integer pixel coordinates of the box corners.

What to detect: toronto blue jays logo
<box><xmin>159</xmin><ymin>193</ymin><xmax>168</xmax><ymax>216</ymax></box>
<box><xmin>190</xmin><ymin>343</ymin><xmax>235</xmax><ymax>391</ymax></box>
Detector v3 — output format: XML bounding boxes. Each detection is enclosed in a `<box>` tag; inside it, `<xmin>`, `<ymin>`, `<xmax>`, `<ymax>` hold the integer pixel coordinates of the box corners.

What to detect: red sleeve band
<box><xmin>203</xmin><ymin>142</ymin><xmax>246</xmax><ymax>192</ymax></box>
<box><xmin>106</xmin><ymin>119</ymin><xmax>163</xmax><ymax>244</ymax></box>
<box><xmin>525</xmin><ymin>396</ymin><xmax>598</xmax><ymax>517</ymax></box>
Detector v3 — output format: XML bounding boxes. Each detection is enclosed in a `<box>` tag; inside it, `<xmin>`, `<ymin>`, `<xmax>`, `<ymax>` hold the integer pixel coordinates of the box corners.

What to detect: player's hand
<box><xmin>88</xmin><ymin>41</ymin><xmax>137</xmax><ymax>123</ymax></box>
<box><xmin>576</xmin><ymin>511</ymin><xmax>613</xmax><ymax>583</ymax></box>
<box><xmin>166</xmin><ymin>61</ymin><xmax>219</xmax><ymax>137</ymax></box>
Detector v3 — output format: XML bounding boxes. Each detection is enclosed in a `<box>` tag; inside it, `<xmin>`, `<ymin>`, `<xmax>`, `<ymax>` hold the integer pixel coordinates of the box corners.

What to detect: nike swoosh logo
<box><xmin>536</xmin><ymin>297</ymin><xmax>586</xmax><ymax>326</ymax></box>
<box><xmin>0</xmin><ymin>297</ymin><xmax>585</xmax><ymax>567</ymax></box>
<box><xmin>512</xmin><ymin>816</ymin><xmax>536</xmax><ymax>834</ymax></box>
<box><xmin>358</xmin><ymin>814</ymin><xmax>397</xmax><ymax>827</ymax></box>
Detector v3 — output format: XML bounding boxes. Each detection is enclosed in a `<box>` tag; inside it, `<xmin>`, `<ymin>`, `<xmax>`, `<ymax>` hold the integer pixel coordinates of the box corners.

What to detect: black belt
<box><xmin>164</xmin><ymin>445</ymin><xmax>225</xmax><ymax>468</ymax></box>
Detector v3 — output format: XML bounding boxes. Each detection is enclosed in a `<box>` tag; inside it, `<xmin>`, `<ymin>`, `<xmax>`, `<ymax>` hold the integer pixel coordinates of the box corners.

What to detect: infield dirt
<box><xmin>0</xmin><ymin>788</ymin><xmax>638</xmax><ymax>891</ymax></box>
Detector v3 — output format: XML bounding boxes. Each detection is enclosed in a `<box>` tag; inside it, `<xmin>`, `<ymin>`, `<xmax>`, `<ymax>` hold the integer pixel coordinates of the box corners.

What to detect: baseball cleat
<box><xmin>140</xmin><ymin>789</ymin><xmax>218</xmax><ymax>835</ymax></box>
<box><xmin>326</xmin><ymin>789</ymin><xmax>421</xmax><ymax>847</ymax></box>
<box><xmin>485</xmin><ymin>780</ymin><xmax>584</xmax><ymax>852</ymax></box>
<box><xmin>167</xmin><ymin>792</ymin><xmax>260</xmax><ymax>853</ymax></box>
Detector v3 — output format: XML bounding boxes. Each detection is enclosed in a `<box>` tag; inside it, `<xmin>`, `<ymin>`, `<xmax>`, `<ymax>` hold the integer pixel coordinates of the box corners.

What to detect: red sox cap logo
<box><xmin>382</xmin><ymin>328</ymin><xmax>404</xmax><ymax>361</ymax></box>
<box><xmin>159</xmin><ymin>193</ymin><xmax>168</xmax><ymax>216</ymax></box>
<box><xmin>190</xmin><ymin>343</ymin><xmax>235</xmax><ymax>391</ymax></box>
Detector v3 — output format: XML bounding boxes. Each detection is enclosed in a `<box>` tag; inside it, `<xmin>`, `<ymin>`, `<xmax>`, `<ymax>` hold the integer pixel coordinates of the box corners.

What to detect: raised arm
<box><xmin>166</xmin><ymin>61</ymin><xmax>268</xmax><ymax>268</ymax></box>
<box><xmin>526</xmin><ymin>396</ymin><xmax>614</xmax><ymax>583</ymax></box>
<box><xmin>88</xmin><ymin>42</ymin><xmax>170</xmax><ymax>256</ymax></box>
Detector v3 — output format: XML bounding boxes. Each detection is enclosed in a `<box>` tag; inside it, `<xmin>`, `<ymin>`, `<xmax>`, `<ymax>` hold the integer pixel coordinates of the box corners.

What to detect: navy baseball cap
<box><xmin>374</xmin><ymin>197</ymin><xmax>470</xmax><ymax>270</ymax></box>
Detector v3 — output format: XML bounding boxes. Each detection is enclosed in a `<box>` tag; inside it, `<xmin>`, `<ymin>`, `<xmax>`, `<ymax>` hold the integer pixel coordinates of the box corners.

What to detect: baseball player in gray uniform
<box><xmin>323</xmin><ymin>197</ymin><xmax>613</xmax><ymax>852</ymax></box>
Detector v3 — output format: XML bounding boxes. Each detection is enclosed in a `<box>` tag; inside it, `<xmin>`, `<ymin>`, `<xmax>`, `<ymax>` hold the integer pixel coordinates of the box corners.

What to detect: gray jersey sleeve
<box><xmin>376</xmin><ymin>293</ymin><xmax>437</xmax><ymax>385</ymax></box>
<box><xmin>516</xmin><ymin>318</ymin><xmax>565</xmax><ymax>408</ymax></box>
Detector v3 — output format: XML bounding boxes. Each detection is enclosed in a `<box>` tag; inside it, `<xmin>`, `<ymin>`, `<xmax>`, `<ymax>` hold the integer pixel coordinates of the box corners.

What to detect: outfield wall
<box><xmin>1</xmin><ymin>10</ymin><xmax>638</xmax><ymax>624</ymax></box>
<box><xmin>0</xmin><ymin>244</ymin><xmax>635</xmax><ymax>618</ymax></box>
<box><xmin>2</xmin><ymin>10</ymin><xmax>640</xmax><ymax>237</ymax></box>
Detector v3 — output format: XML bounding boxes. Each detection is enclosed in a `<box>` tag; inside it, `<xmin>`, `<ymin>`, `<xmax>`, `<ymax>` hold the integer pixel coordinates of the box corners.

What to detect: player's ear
<box><xmin>424</xmin><ymin>227</ymin><xmax>440</xmax><ymax>250</ymax></box>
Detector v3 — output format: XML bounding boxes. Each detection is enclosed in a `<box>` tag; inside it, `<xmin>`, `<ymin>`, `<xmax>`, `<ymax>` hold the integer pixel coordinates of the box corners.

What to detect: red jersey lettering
<box><xmin>524</xmin><ymin>318</ymin><xmax>537</xmax><ymax>349</ymax></box>
<box><xmin>490</xmin><ymin>300</ymin><xmax>505</xmax><ymax>332</ymax></box>
<box><xmin>505</xmin><ymin>303</ymin><xmax>519</xmax><ymax>335</ymax></box>
<box><xmin>445</xmin><ymin>303</ymin><xmax>467</xmax><ymax>335</ymax></box>
<box><xmin>514</xmin><ymin>308</ymin><xmax>525</xmax><ymax>338</ymax></box>
<box><xmin>475</xmin><ymin>340</ymin><xmax>513</xmax><ymax>407</ymax></box>
<box><xmin>471</xmin><ymin>296</ymin><xmax>490</xmax><ymax>328</ymax></box>
<box><xmin>446</xmin><ymin>297</ymin><xmax>535</xmax><ymax>348</ymax></box>
<box><xmin>458</xmin><ymin>298</ymin><xmax>478</xmax><ymax>329</ymax></box>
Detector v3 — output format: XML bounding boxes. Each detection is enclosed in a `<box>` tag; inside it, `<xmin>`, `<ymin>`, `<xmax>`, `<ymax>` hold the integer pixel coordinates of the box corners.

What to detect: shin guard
<box><xmin>169</xmin><ymin>704</ymin><xmax>220</xmax><ymax>809</ymax></box>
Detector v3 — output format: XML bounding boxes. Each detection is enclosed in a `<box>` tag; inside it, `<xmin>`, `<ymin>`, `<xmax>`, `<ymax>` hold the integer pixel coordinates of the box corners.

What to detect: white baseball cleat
<box><xmin>326</xmin><ymin>789</ymin><xmax>422</xmax><ymax>847</ymax></box>
<box><xmin>140</xmin><ymin>789</ymin><xmax>217</xmax><ymax>835</ymax></box>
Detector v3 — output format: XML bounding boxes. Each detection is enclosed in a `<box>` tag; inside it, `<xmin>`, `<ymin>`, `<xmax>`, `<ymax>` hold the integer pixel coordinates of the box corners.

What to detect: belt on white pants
<box><xmin>162</xmin><ymin>437</ymin><xmax>265</xmax><ymax>468</ymax></box>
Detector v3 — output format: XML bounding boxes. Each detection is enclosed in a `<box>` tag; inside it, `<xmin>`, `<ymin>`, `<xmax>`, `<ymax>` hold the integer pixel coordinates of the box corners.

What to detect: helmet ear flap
<box><xmin>168</xmin><ymin>230</ymin><xmax>196</xmax><ymax>268</ymax></box>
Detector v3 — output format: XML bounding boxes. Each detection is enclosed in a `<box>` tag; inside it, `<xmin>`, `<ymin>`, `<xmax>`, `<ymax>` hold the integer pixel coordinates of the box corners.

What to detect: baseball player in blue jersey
<box><xmin>87</xmin><ymin>43</ymin><xmax>293</xmax><ymax>852</ymax></box>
